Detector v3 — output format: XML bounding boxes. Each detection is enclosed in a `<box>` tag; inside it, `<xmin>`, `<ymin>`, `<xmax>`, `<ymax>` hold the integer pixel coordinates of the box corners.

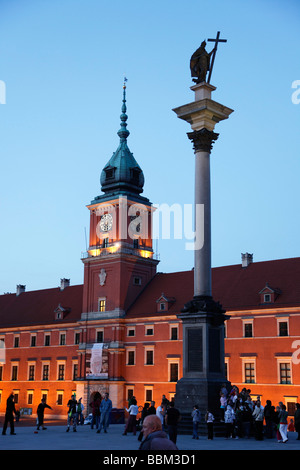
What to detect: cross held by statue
<box><xmin>207</xmin><ymin>31</ymin><xmax>227</xmax><ymax>83</ymax></box>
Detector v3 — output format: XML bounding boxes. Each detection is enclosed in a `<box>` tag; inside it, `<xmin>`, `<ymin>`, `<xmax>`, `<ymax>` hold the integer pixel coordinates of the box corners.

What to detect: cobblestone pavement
<box><xmin>0</xmin><ymin>421</ymin><xmax>299</xmax><ymax>451</ymax></box>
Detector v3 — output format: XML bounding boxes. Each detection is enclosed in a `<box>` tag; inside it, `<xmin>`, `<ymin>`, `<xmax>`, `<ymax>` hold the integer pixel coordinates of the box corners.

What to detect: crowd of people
<box><xmin>2</xmin><ymin>387</ymin><xmax>300</xmax><ymax>448</ymax></box>
<box><xmin>218</xmin><ymin>384</ymin><xmax>300</xmax><ymax>443</ymax></box>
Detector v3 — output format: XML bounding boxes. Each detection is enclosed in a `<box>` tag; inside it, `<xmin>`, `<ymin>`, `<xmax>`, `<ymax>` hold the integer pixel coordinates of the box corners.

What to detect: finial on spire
<box><xmin>118</xmin><ymin>77</ymin><xmax>129</xmax><ymax>142</ymax></box>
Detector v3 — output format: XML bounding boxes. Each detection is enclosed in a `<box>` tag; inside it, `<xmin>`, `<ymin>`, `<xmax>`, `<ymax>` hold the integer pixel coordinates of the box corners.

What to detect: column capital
<box><xmin>187</xmin><ymin>128</ymin><xmax>219</xmax><ymax>153</ymax></box>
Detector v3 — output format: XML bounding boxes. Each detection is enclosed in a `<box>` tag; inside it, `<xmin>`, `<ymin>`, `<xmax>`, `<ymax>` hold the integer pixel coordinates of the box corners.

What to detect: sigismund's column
<box><xmin>173</xmin><ymin>80</ymin><xmax>233</xmax><ymax>417</ymax></box>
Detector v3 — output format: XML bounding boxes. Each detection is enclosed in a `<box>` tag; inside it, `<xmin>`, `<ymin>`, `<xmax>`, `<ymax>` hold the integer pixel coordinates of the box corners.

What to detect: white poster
<box><xmin>86</xmin><ymin>343</ymin><xmax>108</xmax><ymax>378</ymax></box>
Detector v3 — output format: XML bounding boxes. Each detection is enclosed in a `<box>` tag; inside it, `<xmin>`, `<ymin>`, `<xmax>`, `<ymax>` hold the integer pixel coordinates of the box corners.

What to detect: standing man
<box><xmin>97</xmin><ymin>392</ymin><xmax>112</xmax><ymax>433</ymax></box>
<box><xmin>37</xmin><ymin>398</ymin><xmax>52</xmax><ymax>430</ymax></box>
<box><xmin>66</xmin><ymin>394</ymin><xmax>77</xmax><ymax>432</ymax></box>
<box><xmin>2</xmin><ymin>392</ymin><xmax>17</xmax><ymax>435</ymax></box>
<box><xmin>165</xmin><ymin>401</ymin><xmax>181</xmax><ymax>444</ymax></box>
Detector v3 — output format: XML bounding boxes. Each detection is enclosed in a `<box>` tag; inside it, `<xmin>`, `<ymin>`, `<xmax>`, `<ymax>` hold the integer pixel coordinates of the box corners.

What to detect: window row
<box><xmin>125</xmin><ymin>348</ymin><xmax>180</xmax><ymax>382</ymax></box>
<box><xmin>0</xmin><ymin>361</ymin><xmax>78</xmax><ymax>382</ymax></box>
<box><xmin>7</xmin><ymin>331</ymin><xmax>82</xmax><ymax>349</ymax></box>
<box><xmin>126</xmin><ymin>324</ymin><xmax>179</xmax><ymax>340</ymax></box>
<box><xmin>226</xmin><ymin>318</ymin><xmax>290</xmax><ymax>338</ymax></box>
<box><xmin>225</xmin><ymin>358</ymin><xmax>294</xmax><ymax>385</ymax></box>
<box><xmin>0</xmin><ymin>388</ymin><xmax>73</xmax><ymax>407</ymax></box>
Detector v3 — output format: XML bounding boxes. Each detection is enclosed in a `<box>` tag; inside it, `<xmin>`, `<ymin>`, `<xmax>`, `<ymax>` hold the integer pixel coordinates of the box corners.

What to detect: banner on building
<box><xmin>86</xmin><ymin>343</ymin><xmax>108</xmax><ymax>378</ymax></box>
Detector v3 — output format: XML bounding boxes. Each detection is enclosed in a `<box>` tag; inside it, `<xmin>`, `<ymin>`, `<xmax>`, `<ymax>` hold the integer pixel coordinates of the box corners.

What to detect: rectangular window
<box><xmin>58</xmin><ymin>364</ymin><xmax>65</xmax><ymax>380</ymax></box>
<box><xmin>60</xmin><ymin>333</ymin><xmax>66</xmax><ymax>346</ymax></box>
<box><xmin>75</xmin><ymin>332</ymin><xmax>80</xmax><ymax>345</ymax></box>
<box><xmin>42</xmin><ymin>364</ymin><xmax>49</xmax><ymax>381</ymax></box>
<box><xmin>127</xmin><ymin>350</ymin><xmax>135</xmax><ymax>365</ymax></box>
<box><xmin>244</xmin><ymin>323</ymin><xmax>253</xmax><ymax>338</ymax></box>
<box><xmin>14</xmin><ymin>336</ymin><xmax>20</xmax><ymax>348</ymax></box>
<box><xmin>127</xmin><ymin>328</ymin><xmax>135</xmax><ymax>337</ymax></box>
<box><xmin>171</xmin><ymin>327</ymin><xmax>178</xmax><ymax>340</ymax></box>
<box><xmin>279</xmin><ymin>322</ymin><xmax>288</xmax><ymax>337</ymax></box>
<box><xmin>96</xmin><ymin>330</ymin><xmax>104</xmax><ymax>343</ymax></box>
<box><xmin>28</xmin><ymin>365</ymin><xmax>35</xmax><ymax>381</ymax></box>
<box><xmin>280</xmin><ymin>363</ymin><xmax>291</xmax><ymax>384</ymax></box>
<box><xmin>44</xmin><ymin>334</ymin><xmax>51</xmax><ymax>346</ymax></box>
<box><xmin>57</xmin><ymin>392</ymin><xmax>64</xmax><ymax>406</ymax></box>
<box><xmin>73</xmin><ymin>363</ymin><xmax>78</xmax><ymax>381</ymax></box>
<box><xmin>145</xmin><ymin>350</ymin><xmax>154</xmax><ymax>365</ymax></box>
<box><xmin>145</xmin><ymin>326</ymin><xmax>154</xmax><ymax>336</ymax></box>
<box><xmin>27</xmin><ymin>391</ymin><xmax>33</xmax><ymax>405</ymax></box>
<box><xmin>244</xmin><ymin>362</ymin><xmax>255</xmax><ymax>383</ymax></box>
<box><xmin>98</xmin><ymin>298</ymin><xmax>106</xmax><ymax>312</ymax></box>
<box><xmin>170</xmin><ymin>363</ymin><xmax>179</xmax><ymax>382</ymax></box>
<box><xmin>31</xmin><ymin>335</ymin><xmax>36</xmax><ymax>347</ymax></box>
<box><xmin>11</xmin><ymin>365</ymin><xmax>18</xmax><ymax>381</ymax></box>
<box><xmin>145</xmin><ymin>388</ymin><xmax>153</xmax><ymax>402</ymax></box>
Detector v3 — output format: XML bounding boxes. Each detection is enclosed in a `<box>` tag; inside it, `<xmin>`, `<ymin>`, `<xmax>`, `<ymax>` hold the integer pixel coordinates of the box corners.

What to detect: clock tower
<box><xmin>78</xmin><ymin>82</ymin><xmax>159</xmax><ymax>406</ymax></box>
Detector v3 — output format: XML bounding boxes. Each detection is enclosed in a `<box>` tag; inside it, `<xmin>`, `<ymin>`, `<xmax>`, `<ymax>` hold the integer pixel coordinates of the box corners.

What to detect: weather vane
<box><xmin>190</xmin><ymin>31</ymin><xmax>227</xmax><ymax>84</ymax></box>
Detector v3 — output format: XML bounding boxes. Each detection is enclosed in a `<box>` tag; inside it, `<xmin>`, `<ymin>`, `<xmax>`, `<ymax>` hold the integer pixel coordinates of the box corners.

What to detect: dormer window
<box><xmin>54</xmin><ymin>304</ymin><xmax>70</xmax><ymax>321</ymax></box>
<box><xmin>105</xmin><ymin>167</ymin><xmax>115</xmax><ymax>180</ymax></box>
<box><xmin>259</xmin><ymin>283</ymin><xmax>281</xmax><ymax>304</ymax></box>
<box><xmin>156</xmin><ymin>293</ymin><xmax>176</xmax><ymax>313</ymax></box>
<box><xmin>130</xmin><ymin>168</ymin><xmax>141</xmax><ymax>184</ymax></box>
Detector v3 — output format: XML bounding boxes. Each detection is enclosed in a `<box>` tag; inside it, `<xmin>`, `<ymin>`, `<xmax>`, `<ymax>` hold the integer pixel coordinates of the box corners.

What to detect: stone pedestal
<box><xmin>172</xmin><ymin>82</ymin><xmax>233</xmax><ymax>418</ymax></box>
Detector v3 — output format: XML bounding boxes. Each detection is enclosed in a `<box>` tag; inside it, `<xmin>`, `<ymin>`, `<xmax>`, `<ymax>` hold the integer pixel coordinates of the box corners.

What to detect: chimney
<box><xmin>60</xmin><ymin>278</ymin><xmax>70</xmax><ymax>291</ymax></box>
<box><xmin>241</xmin><ymin>253</ymin><xmax>253</xmax><ymax>268</ymax></box>
<box><xmin>16</xmin><ymin>284</ymin><xmax>26</xmax><ymax>296</ymax></box>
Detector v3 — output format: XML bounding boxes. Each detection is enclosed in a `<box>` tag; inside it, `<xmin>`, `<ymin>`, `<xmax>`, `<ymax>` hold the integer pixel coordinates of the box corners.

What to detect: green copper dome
<box><xmin>100</xmin><ymin>83</ymin><xmax>144</xmax><ymax>195</ymax></box>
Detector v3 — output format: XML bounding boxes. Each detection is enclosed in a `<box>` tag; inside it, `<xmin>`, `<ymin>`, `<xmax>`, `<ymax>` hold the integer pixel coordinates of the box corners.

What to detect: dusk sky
<box><xmin>0</xmin><ymin>0</ymin><xmax>299</xmax><ymax>293</ymax></box>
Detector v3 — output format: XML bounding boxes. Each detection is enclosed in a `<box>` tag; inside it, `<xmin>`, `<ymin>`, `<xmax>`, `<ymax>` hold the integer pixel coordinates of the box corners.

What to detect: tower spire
<box><xmin>118</xmin><ymin>77</ymin><xmax>129</xmax><ymax>142</ymax></box>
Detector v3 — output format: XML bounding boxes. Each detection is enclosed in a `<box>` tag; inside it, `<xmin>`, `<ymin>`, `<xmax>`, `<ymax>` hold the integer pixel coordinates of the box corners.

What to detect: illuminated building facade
<box><xmin>0</xmin><ymin>87</ymin><xmax>300</xmax><ymax>419</ymax></box>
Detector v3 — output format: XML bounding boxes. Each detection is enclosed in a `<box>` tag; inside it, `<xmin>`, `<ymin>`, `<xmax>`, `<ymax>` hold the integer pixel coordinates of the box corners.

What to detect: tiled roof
<box><xmin>0</xmin><ymin>285</ymin><xmax>83</xmax><ymax>328</ymax></box>
<box><xmin>126</xmin><ymin>257</ymin><xmax>300</xmax><ymax>317</ymax></box>
<box><xmin>1</xmin><ymin>257</ymin><xmax>299</xmax><ymax>327</ymax></box>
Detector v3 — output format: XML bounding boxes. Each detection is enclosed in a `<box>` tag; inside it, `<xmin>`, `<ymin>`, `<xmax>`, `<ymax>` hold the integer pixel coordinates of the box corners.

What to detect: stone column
<box><xmin>172</xmin><ymin>82</ymin><xmax>233</xmax><ymax>418</ymax></box>
<box><xmin>188</xmin><ymin>128</ymin><xmax>218</xmax><ymax>299</ymax></box>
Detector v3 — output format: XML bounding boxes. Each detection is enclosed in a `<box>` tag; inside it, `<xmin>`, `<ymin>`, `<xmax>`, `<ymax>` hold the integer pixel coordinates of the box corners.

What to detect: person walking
<box><xmin>278</xmin><ymin>404</ymin><xmax>289</xmax><ymax>443</ymax></box>
<box><xmin>76</xmin><ymin>397</ymin><xmax>84</xmax><ymax>425</ymax></box>
<box><xmin>220</xmin><ymin>393</ymin><xmax>227</xmax><ymax>422</ymax></box>
<box><xmin>2</xmin><ymin>393</ymin><xmax>17</xmax><ymax>435</ymax></box>
<box><xmin>165</xmin><ymin>401</ymin><xmax>181</xmax><ymax>444</ymax></box>
<box><xmin>264</xmin><ymin>400</ymin><xmax>275</xmax><ymax>438</ymax></box>
<box><xmin>191</xmin><ymin>405</ymin><xmax>201</xmax><ymax>439</ymax></box>
<box><xmin>89</xmin><ymin>392</ymin><xmax>101</xmax><ymax>430</ymax></box>
<box><xmin>97</xmin><ymin>392</ymin><xmax>112</xmax><ymax>433</ymax></box>
<box><xmin>36</xmin><ymin>398</ymin><xmax>52</xmax><ymax>430</ymax></box>
<box><xmin>241</xmin><ymin>402</ymin><xmax>252</xmax><ymax>439</ymax></box>
<box><xmin>147</xmin><ymin>401</ymin><xmax>156</xmax><ymax>416</ymax></box>
<box><xmin>123</xmin><ymin>398</ymin><xmax>139</xmax><ymax>436</ymax></box>
<box><xmin>294</xmin><ymin>403</ymin><xmax>300</xmax><ymax>440</ymax></box>
<box><xmin>252</xmin><ymin>400</ymin><xmax>264</xmax><ymax>440</ymax></box>
<box><xmin>156</xmin><ymin>402</ymin><xmax>165</xmax><ymax>430</ymax></box>
<box><xmin>205</xmin><ymin>409</ymin><xmax>214</xmax><ymax>440</ymax></box>
<box><xmin>66</xmin><ymin>394</ymin><xmax>77</xmax><ymax>432</ymax></box>
<box><xmin>224</xmin><ymin>403</ymin><xmax>235</xmax><ymax>439</ymax></box>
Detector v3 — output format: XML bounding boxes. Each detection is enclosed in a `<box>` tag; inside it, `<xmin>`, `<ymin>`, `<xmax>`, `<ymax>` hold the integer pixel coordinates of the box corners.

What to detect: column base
<box><xmin>181</xmin><ymin>295</ymin><xmax>229</xmax><ymax>325</ymax></box>
<box><xmin>175</xmin><ymin>376</ymin><xmax>231</xmax><ymax>418</ymax></box>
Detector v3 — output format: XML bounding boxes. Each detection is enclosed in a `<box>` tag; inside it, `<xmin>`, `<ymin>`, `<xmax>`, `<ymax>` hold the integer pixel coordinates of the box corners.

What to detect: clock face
<box><xmin>100</xmin><ymin>213</ymin><xmax>113</xmax><ymax>232</ymax></box>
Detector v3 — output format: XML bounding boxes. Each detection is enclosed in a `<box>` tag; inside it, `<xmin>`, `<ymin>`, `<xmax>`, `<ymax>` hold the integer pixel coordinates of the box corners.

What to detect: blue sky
<box><xmin>0</xmin><ymin>0</ymin><xmax>299</xmax><ymax>293</ymax></box>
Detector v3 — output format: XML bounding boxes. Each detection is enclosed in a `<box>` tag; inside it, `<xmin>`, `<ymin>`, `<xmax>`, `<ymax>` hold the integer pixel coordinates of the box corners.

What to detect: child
<box><xmin>205</xmin><ymin>410</ymin><xmax>214</xmax><ymax>440</ymax></box>
<box><xmin>288</xmin><ymin>418</ymin><xmax>295</xmax><ymax>432</ymax></box>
